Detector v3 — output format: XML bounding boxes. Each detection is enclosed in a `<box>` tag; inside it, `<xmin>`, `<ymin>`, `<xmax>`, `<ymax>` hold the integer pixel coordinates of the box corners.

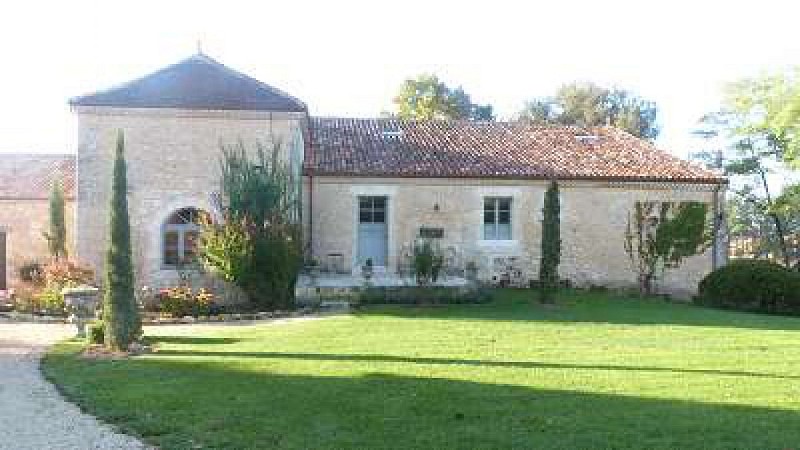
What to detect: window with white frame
<box><xmin>483</xmin><ymin>197</ymin><xmax>512</xmax><ymax>240</ymax></box>
<box><xmin>163</xmin><ymin>208</ymin><xmax>208</xmax><ymax>267</ymax></box>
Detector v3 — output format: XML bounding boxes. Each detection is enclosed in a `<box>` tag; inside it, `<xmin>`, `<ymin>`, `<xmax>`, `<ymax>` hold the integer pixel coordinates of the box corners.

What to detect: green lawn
<box><xmin>43</xmin><ymin>290</ymin><xmax>800</xmax><ymax>449</ymax></box>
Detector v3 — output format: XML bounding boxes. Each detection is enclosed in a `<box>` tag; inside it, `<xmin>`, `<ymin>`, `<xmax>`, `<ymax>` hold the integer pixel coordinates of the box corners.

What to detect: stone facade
<box><xmin>73</xmin><ymin>106</ymin><xmax>305</xmax><ymax>294</ymax></box>
<box><xmin>0</xmin><ymin>199</ymin><xmax>76</xmax><ymax>288</ymax></box>
<box><xmin>309</xmin><ymin>176</ymin><xmax>725</xmax><ymax>297</ymax></box>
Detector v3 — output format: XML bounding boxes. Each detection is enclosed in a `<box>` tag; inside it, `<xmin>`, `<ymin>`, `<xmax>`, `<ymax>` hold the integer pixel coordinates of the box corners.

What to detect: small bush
<box><xmin>18</xmin><ymin>261</ymin><xmax>44</xmax><ymax>285</ymax></box>
<box><xmin>157</xmin><ymin>286</ymin><xmax>218</xmax><ymax>317</ymax></box>
<box><xmin>696</xmin><ymin>259</ymin><xmax>800</xmax><ymax>315</ymax></box>
<box><xmin>13</xmin><ymin>260</ymin><xmax>95</xmax><ymax>316</ymax></box>
<box><xmin>87</xmin><ymin>320</ymin><xmax>104</xmax><ymax>344</ymax></box>
<box><xmin>358</xmin><ymin>286</ymin><xmax>492</xmax><ymax>305</ymax></box>
<box><xmin>413</xmin><ymin>239</ymin><xmax>444</xmax><ymax>286</ymax></box>
<box><xmin>35</xmin><ymin>285</ymin><xmax>66</xmax><ymax>315</ymax></box>
<box><xmin>41</xmin><ymin>260</ymin><xmax>94</xmax><ymax>288</ymax></box>
<box><xmin>11</xmin><ymin>285</ymin><xmax>39</xmax><ymax>313</ymax></box>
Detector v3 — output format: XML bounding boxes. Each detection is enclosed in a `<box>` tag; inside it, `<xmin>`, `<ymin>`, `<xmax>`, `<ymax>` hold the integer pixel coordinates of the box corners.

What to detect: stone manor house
<box><xmin>0</xmin><ymin>53</ymin><xmax>727</xmax><ymax>297</ymax></box>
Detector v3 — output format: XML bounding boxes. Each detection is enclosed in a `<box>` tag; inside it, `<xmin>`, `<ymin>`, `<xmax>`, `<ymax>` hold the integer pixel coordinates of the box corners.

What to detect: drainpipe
<box><xmin>711</xmin><ymin>182</ymin><xmax>726</xmax><ymax>270</ymax></box>
<box><xmin>305</xmin><ymin>110</ymin><xmax>314</xmax><ymax>262</ymax></box>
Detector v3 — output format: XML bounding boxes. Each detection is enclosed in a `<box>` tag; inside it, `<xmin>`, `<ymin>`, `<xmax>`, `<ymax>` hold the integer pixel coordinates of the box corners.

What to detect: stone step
<box><xmin>318</xmin><ymin>301</ymin><xmax>351</xmax><ymax>312</ymax></box>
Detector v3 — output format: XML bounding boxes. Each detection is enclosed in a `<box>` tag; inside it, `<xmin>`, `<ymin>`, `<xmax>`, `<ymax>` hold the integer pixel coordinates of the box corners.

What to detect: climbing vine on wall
<box><xmin>624</xmin><ymin>201</ymin><xmax>710</xmax><ymax>295</ymax></box>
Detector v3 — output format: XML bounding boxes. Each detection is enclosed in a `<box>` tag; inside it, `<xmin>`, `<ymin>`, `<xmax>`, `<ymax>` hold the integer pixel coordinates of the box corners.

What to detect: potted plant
<box><xmin>465</xmin><ymin>261</ymin><xmax>479</xmax><ymax>281</ymax></box>
<box><xmin>361</xmin><ymin>258</ymin><xmax>374</xmax><ymax>282</ymax></box>
<box><xmin>305</xmin><ymin>258</ymin><xmax>321</xmax><ymax>284</ymax></box>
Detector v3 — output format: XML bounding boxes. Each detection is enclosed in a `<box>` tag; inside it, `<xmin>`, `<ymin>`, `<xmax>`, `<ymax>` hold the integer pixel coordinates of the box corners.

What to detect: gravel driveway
<box><xmin>0</xmin><ymin>319</ymin><xmax>149</xmax><ymax>450</ymax></box>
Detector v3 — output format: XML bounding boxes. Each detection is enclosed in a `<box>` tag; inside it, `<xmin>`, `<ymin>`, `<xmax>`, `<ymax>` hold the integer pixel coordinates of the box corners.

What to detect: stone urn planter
<box><xmin>62</xmin><ymin>285</ymin><xmax>100</xmax><ymax>337</ymax></box>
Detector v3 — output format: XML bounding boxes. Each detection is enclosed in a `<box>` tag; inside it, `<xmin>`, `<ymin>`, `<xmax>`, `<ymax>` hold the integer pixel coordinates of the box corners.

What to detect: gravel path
<box><xmin>0</xmin><ymin>319</ymin><xmax>149</xmax><ymax>450</ymax></box>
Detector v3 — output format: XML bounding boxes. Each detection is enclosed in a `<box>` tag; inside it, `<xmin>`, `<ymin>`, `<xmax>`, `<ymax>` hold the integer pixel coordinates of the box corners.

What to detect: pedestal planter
<box><xmin>62</xmin><ymin>285</ymin><xmax>100</xmax><ymax>337</ymax></box>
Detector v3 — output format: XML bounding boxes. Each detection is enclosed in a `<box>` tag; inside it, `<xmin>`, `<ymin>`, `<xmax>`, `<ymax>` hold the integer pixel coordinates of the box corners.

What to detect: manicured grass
<box><xmin>43</xmin><ymin>290</ymin><xmax>800</xmax><ymax>449</ymax></box>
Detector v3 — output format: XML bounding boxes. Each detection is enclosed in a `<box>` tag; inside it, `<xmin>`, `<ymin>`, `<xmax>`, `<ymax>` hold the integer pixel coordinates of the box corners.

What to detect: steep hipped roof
<box><xmin>0</xmin><ymin>154</ymin><xmax>75</xmax><ymax>200</ymax></box>
<box><xmin>308</xmin><ymin>118</ymin><xmax>725</xmax><ymax>183</ymax></box>
<box><xmin>70</xmin><ymin>53</ymin><xmax>306</xmax><ymax>112</ymax></box>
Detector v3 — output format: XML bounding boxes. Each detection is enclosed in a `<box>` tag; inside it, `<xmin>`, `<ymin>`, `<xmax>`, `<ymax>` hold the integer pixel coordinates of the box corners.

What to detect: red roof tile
<box><xmin>0</xmin><ymin>154</ymin><xmax>75</xmax><ymax>200</ymax></box>
<box><xmin>308</xmin><ymin>118</ymin><xmax>724</xmax><ymax>183</ymax></box>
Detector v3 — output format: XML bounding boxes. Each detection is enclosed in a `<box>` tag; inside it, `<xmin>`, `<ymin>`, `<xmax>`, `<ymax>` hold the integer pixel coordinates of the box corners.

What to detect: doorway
<box><xmin>357</xmin><ymin>196</ymin><xmax>388</xmax><ymax>267</ymax></box>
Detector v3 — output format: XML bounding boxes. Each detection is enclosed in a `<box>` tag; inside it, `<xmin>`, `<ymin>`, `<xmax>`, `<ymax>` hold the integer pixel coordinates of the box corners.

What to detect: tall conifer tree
<box><xmin>103</xmin><ymin>131</ymin><xmax>140</xmax><ymax>350</ymax></box>
<box><xmin>539</xmin><ymin>180</ymin><xmax>561</xmax><ymax>304</ymax></box>
<box><xmin>44</xmin><ymin>179</ymin><xmax>67</xmax><ymax>259</ymax></box>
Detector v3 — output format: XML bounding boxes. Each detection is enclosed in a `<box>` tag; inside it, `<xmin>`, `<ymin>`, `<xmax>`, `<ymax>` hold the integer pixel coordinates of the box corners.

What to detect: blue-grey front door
<box><xmin>357</xmin><ymin>196</ymin><xmax>388</xmax><ymax>267</ymax></box>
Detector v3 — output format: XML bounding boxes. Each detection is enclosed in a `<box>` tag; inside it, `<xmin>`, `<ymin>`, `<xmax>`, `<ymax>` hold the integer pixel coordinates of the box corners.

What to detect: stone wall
<box><xmin>309</xmin><ymin>176</ymin><xmax>725</xmax><ymax>297</ymax></box>
<box><xmin>0</xmin><ymin>199</ymin><xmax>76</xmax><ymax>288</ymax></box>
<box><xmin>73</xmin><ymin>106</ymin><xmax>305</xmax><ymax>294</ymax></box>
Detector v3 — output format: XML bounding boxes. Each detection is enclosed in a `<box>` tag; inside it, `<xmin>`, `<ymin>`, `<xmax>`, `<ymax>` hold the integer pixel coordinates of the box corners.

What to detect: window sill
<box><xmin>477</xmin><ymin>239</ymin><xmax>519</xmax><ymax>248</ymax></box>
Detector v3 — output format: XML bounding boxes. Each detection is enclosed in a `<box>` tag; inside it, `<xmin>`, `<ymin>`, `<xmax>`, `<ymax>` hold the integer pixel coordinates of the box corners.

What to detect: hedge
<box><xmin>696</xmin><ymin>259</ymin><xmax>800</xmax><ymax>315</ymax></box>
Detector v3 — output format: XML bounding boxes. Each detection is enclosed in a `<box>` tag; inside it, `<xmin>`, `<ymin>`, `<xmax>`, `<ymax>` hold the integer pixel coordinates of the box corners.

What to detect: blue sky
<box><xmin>0</xmin><ymin>0</ymin><xmax>798</xmax><ymax>162</ymax></box>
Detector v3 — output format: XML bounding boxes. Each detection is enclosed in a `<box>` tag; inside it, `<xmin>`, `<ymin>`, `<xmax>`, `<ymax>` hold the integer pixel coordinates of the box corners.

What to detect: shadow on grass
<box><xmin>146</xmin><ymin>336</ymin><xmax>241</xmax><ymax>345</ymax></box>
<box><xmin>43</xmin><ymin>352</ymin><xmax>800</xmax><ymax>449</ymax></box>
<box><xmin>353</xmin><ymin>289</ymin><xmax>800</xmax><ymax>332</ymax></box>
<box><xmin>152</xmin><ymin>348</ymin><xmax>800</xmax><ymax>381</ymax></box>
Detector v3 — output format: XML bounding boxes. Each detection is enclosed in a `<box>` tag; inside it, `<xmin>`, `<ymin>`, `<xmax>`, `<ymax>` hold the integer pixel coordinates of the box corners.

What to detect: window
<box><xmin>163</xmin><ymin>208</ymin><xmax>208</xmax><ymax>267</ymax></box>
<box><xmin>483</xmin><ymin>197</ymin><xmax>512</xmax><ymax>240</ymax></box>
<box><xmin>359</xmin><ymin>196</ymin><xmax>387</xmax><ymax>224</ymax></box>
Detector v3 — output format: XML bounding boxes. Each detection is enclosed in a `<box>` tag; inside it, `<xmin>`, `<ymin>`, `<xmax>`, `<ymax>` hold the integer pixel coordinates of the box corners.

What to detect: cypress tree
<box><xmin>539</xmin><ymin>180</ymin><xmax>561</xmax><ymax>304</ymax></box>
<box><xmin>103</xmin><ymin>131</ymin><xmax>140</xmax><ymax>350</ymax></box>
<box><xmin>44</xmin><ymin>179</ymin><xmax>68</xmax><ymax>259</ymax></box>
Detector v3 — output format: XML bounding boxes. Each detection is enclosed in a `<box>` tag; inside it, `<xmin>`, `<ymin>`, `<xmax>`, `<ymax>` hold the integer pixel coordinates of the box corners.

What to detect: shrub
<box><xmin>358</xmin><ymin>286</ymin><xmax>492</xmax><ymax>305</ymax></box>
<box><xmin>11</xmin><ymin>286</ymin><xmax>39</xmax><ymax>313</ymax></box>
<box><xmin>201</xmin><ymin>140</ymin><xmax>302</xmax><ymax>310</ymax></box>
<box><xmin>41</xmin><ymin>260</ymin><xmax>94</xmax><ymax>288</ymax></box>
<box><xmin>18</xmin><ymin>261</ymin><xmax>44</xmax><ymax>285</ymax></box>
<box><xmin>35</xmin><ymin>285</ymin><xmax>66</xmax><ymax>315</ymax></box>
<box><xmin>157</xmin><ymin>286</ymin><xmax>217</xmax><ymax>317</ymax></box>
<box><xmin>413</xmin><ymin>239</ymin><xmax>443</xmax><ymax>286</ymax></box>
<box><xmin>696</xmin><ymin>259</ymin><xmax>800</xmax><ymax>315</ymax></box>
<box><xmin>87</xmin><ymin>320</ymin><xmax>105</xmax><ymax>344</ymax></box>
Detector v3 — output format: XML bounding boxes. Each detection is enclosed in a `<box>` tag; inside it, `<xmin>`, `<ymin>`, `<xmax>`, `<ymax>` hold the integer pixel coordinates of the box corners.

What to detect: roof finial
<box><xmin>196</xmin><ymin>39</ymin><xmax>204</xmax><ymax>55</ymax></box>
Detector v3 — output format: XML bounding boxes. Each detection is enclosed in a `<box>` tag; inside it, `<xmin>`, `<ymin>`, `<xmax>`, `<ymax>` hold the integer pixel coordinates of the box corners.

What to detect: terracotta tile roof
<box><xmin>70</xmin><ymin>53</ymin><xmax>306</xmax><ymax>112</ymax></box>
<box><xmin>307</xmin><ymin>118</ymin><xmax>725</xmax><ymax>183</ymax></box>
<box><xmin>0</xmin><ymin>154</ymin><xmax>75</xmax><ymax>200</ymax></box>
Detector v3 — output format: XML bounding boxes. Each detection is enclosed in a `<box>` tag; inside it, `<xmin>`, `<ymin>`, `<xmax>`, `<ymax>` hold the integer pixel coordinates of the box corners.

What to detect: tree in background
<box><xmin>393</xmin><ymin>74</ymin><xmax>494</xmax><ymax>121</ymax></box>
<box><xmin>538</xmin><ymin>181</ymin><xmax>561</xmax><ymax>304</ymax></box>
<box><xmin>624</xmin><ymin>202</ymin><xmax>710</xmax><ymax>295</ymax></box>
<box><xmin>201</xmin><ymin>139</ymin><xmax>302</xmax><ymax>310</ymax></box>
<box><xmin>694</xmin><ymin>68</ymin><xmax>800</xmax><ymax>266</ymax></box>
<box><xmin>43</xmin><ymin>179</ymin><xmax>67</xmax><ymax>259</ymax></box>
<box><xmin>518</xmin><ymin>82</ymin><xmax>659</xmax><ymax>140</ymax></box>
<box><xmin>102</xmin><ymin>131</ymin><xmax>141</xmax><ymax>351</ymax></box>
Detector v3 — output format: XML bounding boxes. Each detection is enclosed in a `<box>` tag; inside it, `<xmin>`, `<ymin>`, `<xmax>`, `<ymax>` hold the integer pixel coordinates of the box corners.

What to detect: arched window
<box><xmin>163</xmin><ymin>208</ymin><xmax>208</xmax><ymax>267</ymax></box>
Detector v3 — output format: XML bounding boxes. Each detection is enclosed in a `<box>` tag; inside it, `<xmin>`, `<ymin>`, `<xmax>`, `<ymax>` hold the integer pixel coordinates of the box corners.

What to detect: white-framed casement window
<box><xmin>163</xmin><ymin>208</ymin><xmax>208</xmax><ymax>267</ymax></box>
<box><xmin>483</xmin><ymin>197</ymin><xmax>512</xmax><ymax>240</ymax></box>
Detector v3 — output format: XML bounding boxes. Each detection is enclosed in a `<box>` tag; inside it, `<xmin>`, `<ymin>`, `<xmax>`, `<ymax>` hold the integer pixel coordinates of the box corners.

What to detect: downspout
<box><xmin>305</xmin><ymin>110</ymin><xmax>314</xmax><ymax>261</ymax></box>
<box><xmin>711</xmin><ymin>181</ymin><xmax>726</xmax><ymax>270</ymax></box>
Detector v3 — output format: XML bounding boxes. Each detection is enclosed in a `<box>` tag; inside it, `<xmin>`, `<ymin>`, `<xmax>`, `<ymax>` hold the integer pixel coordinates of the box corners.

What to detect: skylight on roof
<box><xmin>381</xmin><ymin>130</ymin><xmax>403</xmax><ymax>139</ymax></box>
<box><xmin>575</xmin><ymin>134</ymin><xmax>600</xmax><ymax>144</ymax></box>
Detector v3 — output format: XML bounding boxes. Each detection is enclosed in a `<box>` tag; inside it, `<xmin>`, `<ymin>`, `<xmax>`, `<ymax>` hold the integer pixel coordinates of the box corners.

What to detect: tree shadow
<box><xmin>354</xmin><ymin>289</ymin><xmax>800</xmax><ymax>332</ymax></box>
<box><xmin>147</xmin><ymin>336</ymin><xmax>241</xmax><ymax>345</ymax></box>
<box><xmin>152</xmin><ymin>349</ymin><xmax>800</xmax><ymax>381</ymax></box>
<box><xmin>46</xmin><ymin>354</ymin><xmax>800</xmax><ymax>449</ymax></box>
